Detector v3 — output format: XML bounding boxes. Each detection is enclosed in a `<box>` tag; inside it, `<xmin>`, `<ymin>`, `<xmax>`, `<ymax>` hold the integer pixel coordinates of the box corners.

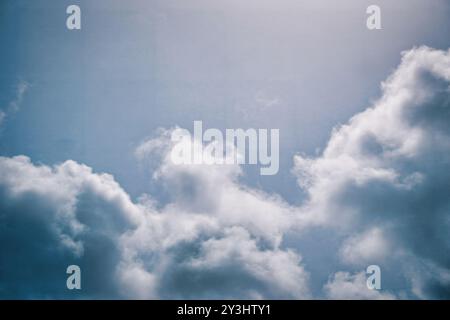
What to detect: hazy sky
<box><xmin>2</xmin><ymin>0</ymin><xmax>449</xmax><ymax>199</ymax></box>
<box><xmin>1</xmin><ymin>0</ymin><xmax>450</xmax><ymax>299</ymax></box>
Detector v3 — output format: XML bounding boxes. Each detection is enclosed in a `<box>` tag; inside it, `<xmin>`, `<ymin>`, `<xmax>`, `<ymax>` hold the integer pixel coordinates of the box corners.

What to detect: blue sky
<box><xmin>1</xmin><ymin>0</ymin><xmax>450</xmax><ymax>299</ymax></box>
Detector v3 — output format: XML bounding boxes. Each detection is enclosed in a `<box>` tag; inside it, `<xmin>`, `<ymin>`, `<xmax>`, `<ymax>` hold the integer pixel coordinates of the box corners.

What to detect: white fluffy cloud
<box><xmin>0</xmin><ymin>151</ymin><xmax>309</xmax><ymax>299</ymax></box>
<box><xmin>0</xmin><ymin>155</ymin><xmax>142</xmax><ymax>298</ymax></box>
<box><xmin>294</xmin><ymin>46</ymin><xmax>450</xmax><ymax>298</ymax></box>
<box><xmin>135</xmin><ymin>127</ymin><xmax>296</xmax><ymax>247</ymax></box>
<box><xmin>338</xmin><ymin>227</ymin><xmax>392</xmax><ymax>266</ymax></box>
<box><xmin>123</xmin><ymin>132</ymin><xmax>309</xmax><ymax>299</ymax></box>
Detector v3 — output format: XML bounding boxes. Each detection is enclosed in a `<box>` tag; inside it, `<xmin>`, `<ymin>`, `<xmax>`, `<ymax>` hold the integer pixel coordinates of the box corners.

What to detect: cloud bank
<box><xmin>294</xmin><ymin>46</ymin><xmax>450</xmax><ymax>298</ymax></box>
<box><xmin>0</xmin><ymin>47</ymin><xmax>449</xmax><ymax>299</ymax></box>
<box><xmin>0</xmin><ymin>151</ymin><xmax>308</xmax><ymax>299</ymax></box>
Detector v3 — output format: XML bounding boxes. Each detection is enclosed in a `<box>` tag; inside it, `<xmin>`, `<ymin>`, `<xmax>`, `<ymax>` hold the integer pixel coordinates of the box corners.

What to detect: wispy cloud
<box><xmin>8</xmin><ymin>80</ymin><xmax>30</xmax><ymax>113</ymax></box>
<box><xmin>0</xmin><ymin>80</ymin><xmax>30</xmax><ymax>127</ymax></box>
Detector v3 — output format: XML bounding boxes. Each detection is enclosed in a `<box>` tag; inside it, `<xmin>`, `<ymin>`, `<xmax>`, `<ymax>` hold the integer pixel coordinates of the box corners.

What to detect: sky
<box><xmin>0</xmin><ymin>0</ymin><xmax>450</xmax><ymax>299</ymax></box>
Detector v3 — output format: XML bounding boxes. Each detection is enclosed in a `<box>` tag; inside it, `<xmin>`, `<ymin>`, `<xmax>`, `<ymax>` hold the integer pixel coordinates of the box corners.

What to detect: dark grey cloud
<box><xmin>0</xmin><ymin>157</ymin><xmax>139</xmax><ymax>298</ymax></box>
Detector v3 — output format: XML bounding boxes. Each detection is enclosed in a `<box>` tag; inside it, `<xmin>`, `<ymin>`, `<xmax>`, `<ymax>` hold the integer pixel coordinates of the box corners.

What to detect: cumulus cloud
<box><xmin>0</xmin><ymin>151</ymin><xmax>309</xmax><ymax>299</ymax></box>
<box><xmin>294</xmin><ymin>46</ymin><xmax>450</xmax><ymax>298</ymax></box>
<box><xmin>338</xmin><ymin>227</ymin><xmax>392</xmax><ymax>266</ymax></box>
<box><xmin>124</xmin><ymin>131</ymin><xmax>308</xmax><ymax>299</ymax></box>
<box><xmin>135</xmin><ymin>126</ymin><xmax>295</xmax><ymax>246</ymax></box>
<box><xmin>0</xmin><ymin>155</ymin><xmax>141</xmax><ymax>298</ymax></box>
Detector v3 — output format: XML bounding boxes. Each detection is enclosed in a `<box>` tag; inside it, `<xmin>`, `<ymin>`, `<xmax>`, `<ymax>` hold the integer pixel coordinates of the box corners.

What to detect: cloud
<box><xmin>151</xmin><ymin>226</ymin><xmax>310</xmax><ymax>299</ymax></box>
<box><xmin>8</xmin><ymin>80</ymin><xmax>29</xmax><ymax>113</ymax></box>
<box><xmin>324</xmin><ymin>271</ymin><xmax>396</xmax><ymax>300</ymax></box>
<box><xmin>0</xmin><ymin>111</ymin><xmax>5</xmax><ymax>127</ymax></box>
<box><xmin>338</xmin><ymin>227</ymin><xmax>392</xmax><ymax>266</ymax></box>
<box><xmin>124</xmin><ymin>132</ymin><xmax>309</xmax><ymax>299</ymax></box>
<box><xmin>135</xmin><ymin>126</ymin><xmax>295</xmax><ymax>246</ymax></box>
<box><xmin>294</xmin><ymin>46</ymin><xmax>450</xmax><ymax>298</ymax></box>
<box><xmin>0</xmin><ymin>153</ymin><xmax>309</xmax><ymax>299</ymax></box>
<box><xmin>0</xmin><ymin>155</ymin><xmax>142</xmax><ymax>298</ymax></box>
<box><xmin>0</xmin><ymin>80</ymin><xmax>29</xmax><ymax>128</ymax></box>
<box><xmin>255</xmin><ymin>91</ymin><xmax>280</xmax><ymax>109</ymax></box>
